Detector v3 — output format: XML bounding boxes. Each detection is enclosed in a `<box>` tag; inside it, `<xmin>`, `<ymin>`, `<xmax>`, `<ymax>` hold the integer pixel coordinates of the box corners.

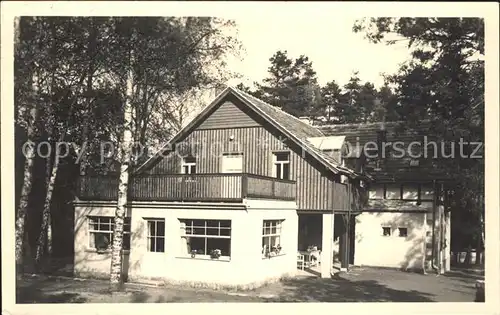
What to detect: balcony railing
<box><xmin>77</xmin><ymin>173</ymin><xmax>296</xmax><ymax>202</ymax></box>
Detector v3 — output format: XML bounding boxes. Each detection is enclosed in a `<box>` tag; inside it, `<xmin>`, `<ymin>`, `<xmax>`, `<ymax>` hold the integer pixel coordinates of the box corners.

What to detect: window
<box><xmin>221</xmin><ymin>153</ymin><xmax>243</xmax><ymax>173</ymax></box>
<box><xmin>382</xmin><ymin>227</ymin><xmax>391</xmax><ymax>236</ymax></box>
<box><xmin>179</xmin><ymin>219</ymin><xmax>231</xmax><ymax>258</ymax></box>
<box><xmin>88</xmin><ymin>216</ymin><xmax>131</xmax><ymax>251</ymax></box>
<box><xmin>262</xmin><ymin>220</ymin><xmax>284</xmax><ymax>257</ymax></box>
<box><xmin>385</xmin><ymin>184</ymin><xmax>401</xmax><ymax>199</ymax></box>
<box><xmin>182</xmin><ymin>156</ymin><xmax>196</xmax><ymax>174</ymax></box>
<box><xmin>402</xmin><ymin>184</ymin><xmax>419</xmax><ymax>200</ymax></box>
<box><xmin>369</xmin><ymin>184</ymin><xmax>436</xmax><ymax>203</ymax></box>
<box><xmin>369</xmin><ymin>184</ymin><xmax>384</xmax><ymax>199</ymax></box>
<box><xmin>420</xmin><ymin>186</ymin><xmax>434</xmax><ymax>201</ymax></box>
<box><xmin>398</xmin><ymin>227</ymin><xmax>408</xmax><ymax>237</ymax></box>
<box><xmin>273</xmin><ymin>152</ymin><xmax>290</xmax><ymax>180</ymax></box>
<box><xmin>146</xmin><ymin>218</ymin><xmax>165</xmax><ymax>252</ymax></box>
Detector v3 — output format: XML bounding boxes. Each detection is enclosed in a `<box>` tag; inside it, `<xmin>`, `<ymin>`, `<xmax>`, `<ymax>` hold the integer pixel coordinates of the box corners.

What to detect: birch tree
<box><xmin>14</xmin><ymin>17</ymin><xmax>41</xmax><ymax>276</ymax></box>
<box><xmin>14</xmin><ymin>16</ymin><xmax>241</xmax><ymax>276</ymax></box>
<box><xmin>34</xmin><ymin>20</ymin><xmax>58</xmax><ymax>269</ymax></box>
<box><xmin>32</xmin><ymin>18</ymin><xmax>98</xmax><ymax>269</ymax></box>
<box><xmin>109</xmin><ymin>47</ymin><xmax>135</xmax><ymax>290</ymax></box>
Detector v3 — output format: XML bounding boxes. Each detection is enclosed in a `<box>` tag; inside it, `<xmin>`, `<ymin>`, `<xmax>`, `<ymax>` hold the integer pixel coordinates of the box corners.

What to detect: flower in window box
<box><xmin>263</xmin><ymin>246</ymin><xmax>271</xmax><ymax>258</ymax></box>
<box><xmin>95</xmin><ymin>233</ymin><xmax>110</xmax><ymax>254</ymax></box>
<box><xmin>307</xmin><ymin>245</ymin><xmax>318</xmax><ymax>252</ymax></box>
<box><xmin>272</xmin><ymin>245</ymin><xmax>282</xmax><ymax>255</ymax></box>
<box><xmin>210</xmin><ymin>249</ymin><xmax>221</xmax><ymax>259</ymax></box>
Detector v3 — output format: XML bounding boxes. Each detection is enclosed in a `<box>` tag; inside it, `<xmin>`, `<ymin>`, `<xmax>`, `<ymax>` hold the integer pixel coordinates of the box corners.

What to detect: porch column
<box><xmin>340</xmin><ymin>214</ymin><xmax>349</xmax><ymax>270</ymax></box>
<box><xmin>321</xmin><ymin>213</ymin><xmax>334</xmax><ymax>278</ymax></box>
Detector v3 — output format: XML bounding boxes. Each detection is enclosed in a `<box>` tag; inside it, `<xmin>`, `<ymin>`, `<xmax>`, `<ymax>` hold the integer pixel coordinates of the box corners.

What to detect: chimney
<box><xmin>376</xmin><ymin>121</ymin><xmax>388</xmax><ymax>159</ymax></box>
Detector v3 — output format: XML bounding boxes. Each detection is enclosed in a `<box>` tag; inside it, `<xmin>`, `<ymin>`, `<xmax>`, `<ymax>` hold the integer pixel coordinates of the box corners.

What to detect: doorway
<box><xmin>221</xmin><ymin>153</ymin><xmax>243</xmax><ymax>198</ymax></box>
<box><xmin>297</xmin><ymin>214</ymin><xmax>323</xmax><ymax>251</ymax></box>
<box><xmin>334</xmin><ymin>213</ymin><xmax>355</xmax><ymax>267</ymax></box>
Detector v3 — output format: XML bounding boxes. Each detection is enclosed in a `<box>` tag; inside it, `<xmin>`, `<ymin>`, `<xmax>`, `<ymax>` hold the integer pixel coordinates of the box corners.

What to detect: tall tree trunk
<box><xmin>476</xmin><ymin>208</ymin><xmax>484</xmax><ymax>265</ymax></box>
<box><xmin>45</xmin><ymin>151</ymin><xmax>53</xmax><ymax>257</ymax></box>
<box><xmin>465</xmin><ymin>245</ymin><xmax>472</xmax><ymax>265</ymax></box>
<box><xmin>35</xmin><ymin>153</ymin><xmax>59</xmax><ymax>270</ymax></box>
<box><xmin>15</xmin><ymin>72</ymin><xmax>39</xmax><ymax>276</ymax></box>
<box><xmin>110</xmin><ymin>49</ymin><xmax>134</xmax><ymax>291</ymax></box>
<box><xmin>79</xmin><ymin>17</ymin><xmax>97</xmax><ymax>176</ymax></box>
<box><xmin>34</xmin><ymin>21</ymin><xmax>58</xmax><ymax>271</ymax></box>
<box><xmin>475</xmin><ymin>232</ymin><xmax>482</xmax><ymax>265</ymax></box>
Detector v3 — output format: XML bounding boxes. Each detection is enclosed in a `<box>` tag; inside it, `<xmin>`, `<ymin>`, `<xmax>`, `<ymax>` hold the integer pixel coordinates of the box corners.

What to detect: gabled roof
<box><xmin>136</xmin><ymin>86</ymin><xmax>367</xmax><ymax>180</ymax></box>
<box><xmin>233</xmin><ymin>89</ymin><xmax>324</xmax><ymax>140</ymax></box>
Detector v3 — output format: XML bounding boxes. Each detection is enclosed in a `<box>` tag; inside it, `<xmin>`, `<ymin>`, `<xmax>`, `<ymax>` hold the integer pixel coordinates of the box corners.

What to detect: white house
<box><xmin>73</xmin><ymin>87</ymin><xmax>451</xmax><ymax>288</ymax></box>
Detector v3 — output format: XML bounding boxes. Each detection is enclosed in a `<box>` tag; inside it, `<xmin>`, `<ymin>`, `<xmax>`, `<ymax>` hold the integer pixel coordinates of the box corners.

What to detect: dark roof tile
<box><xmin>318</xmin><ymin>122</ymin><xmax>453</xmax><ymax>182</ymax></box>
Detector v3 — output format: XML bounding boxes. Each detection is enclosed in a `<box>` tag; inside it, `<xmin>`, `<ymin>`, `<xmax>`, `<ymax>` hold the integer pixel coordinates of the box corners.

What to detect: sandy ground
<box><xmin>16</xmin><ymin>266</ymin><xmax>481</xmax><ymax>303</ymax></box>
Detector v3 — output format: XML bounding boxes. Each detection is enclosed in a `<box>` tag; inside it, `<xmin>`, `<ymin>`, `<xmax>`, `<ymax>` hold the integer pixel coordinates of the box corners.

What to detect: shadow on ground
<box><xmin>270</xmin><ymin>274</ymin><xmax>434</xmax><ymax>302</ymax></box>
<box><xmin>16</xmin><ymin>266</ymin><xmax>478</xmax><ymax>303</ymax></box>
<box><xmin>16</xmin><ymin>275</ymin><xmax>267</xmax><ymax>303</ymax></box>
<box><xmin>443</xmin><ymin>269</ymin><xmax>484</xmax><ymax>282</ymax></box>
<box><xmin>17</xmin><ymin>277</ymin><xmax>88</xmax><ymax>303</ymax></box>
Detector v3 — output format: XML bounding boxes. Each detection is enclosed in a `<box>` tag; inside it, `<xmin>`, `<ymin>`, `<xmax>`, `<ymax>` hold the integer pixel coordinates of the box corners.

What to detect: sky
<box><xmin>224</xmin><ymin>16</ymin><xmax>413</xmax><ymax>89</ymax></box>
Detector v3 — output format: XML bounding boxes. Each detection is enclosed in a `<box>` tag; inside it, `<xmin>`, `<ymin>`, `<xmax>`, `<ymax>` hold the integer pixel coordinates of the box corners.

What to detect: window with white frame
<box><xmin>181</xmin><ymin>156</ymin><xmax>197</xmax><ymax>174</ymax></box>
<box><xmin>273</xmin><ymin>152</ymin><xmax>290</xmax><ymax>180</ymax></box>
<box><xmin>179</xmin><ymin>219</ymin><xmax>231</xmax><ymax>258</ymax></box>
<box><xmin>369</xmin><ymin>183</ymin><xmax>435</xmax><ymax>203</ymax></box>
<box><xmin>262</xmin><ymin>220</ymin><xmax>284</xmax><ymax>257</ymax></box>
<box><xmin>88</xmin><ymin>216</ymin><xmax>131</xmax><ymax>251</ymax></box>
<box><xmin>146</xmin><ymin>218</ymin><xmax>165</xmax><ymax>252</ymax></box>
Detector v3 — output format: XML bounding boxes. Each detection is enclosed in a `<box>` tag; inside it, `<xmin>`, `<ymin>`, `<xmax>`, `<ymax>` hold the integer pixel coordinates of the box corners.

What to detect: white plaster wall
<box><xmin>128</xmin><ymin>206</ymin><xmax>249</xmax><ymax>285</ymax></box>
<box><xmin>74</xmin><ymin>199</ymin><xmax>297</xmax><ymax>287</ymax></box>
<box><xmin>245</xmin><ymin>199</ymin><xmax>299</xmax><ymax>281</ymax></box>
<box><xmin>74</xmin><ymin>204</ymin><xmax>131</xmax><ymax>278</ymax></box>
<box><xmin>354</xmin><ymin>212</ymin><xmax>426</xmax><ymax>270</ymax></box>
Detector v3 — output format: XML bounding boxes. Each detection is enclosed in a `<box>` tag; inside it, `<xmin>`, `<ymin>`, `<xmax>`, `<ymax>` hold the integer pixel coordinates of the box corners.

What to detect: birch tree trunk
<box><xmin>110</xmin><ymin>49</ymin><xmax>134</xmax><ymax>291</ymax></box>
<box><xmin>15</xmin><ymin>72</ymin><xmax>39</xmax><ymax>276</ymax></box>
<box><xmin>14</xmin><ymin>15</ymin><xmax>40</xmax><ymax>276</ymax></box>
<box><xmin>79</xmin><ymin>17</ymin><xmax>96</xmax><ymax>176</ymax></box>
<box><xmin>34</xmin><ymin>153</ymin><xmax>59</xmax><ymax>270</ymax></box>
<box><xmin>34</xmin><ymin>21</ymin><xmax>58</xmax><ymax>271</ymax></box>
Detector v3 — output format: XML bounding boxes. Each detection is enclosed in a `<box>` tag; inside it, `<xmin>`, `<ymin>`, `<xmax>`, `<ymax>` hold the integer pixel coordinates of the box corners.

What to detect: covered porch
<box><xmin>297</xmin><ymin>212</ymin><xmax>357</xmax><ymax>277</ymax></box>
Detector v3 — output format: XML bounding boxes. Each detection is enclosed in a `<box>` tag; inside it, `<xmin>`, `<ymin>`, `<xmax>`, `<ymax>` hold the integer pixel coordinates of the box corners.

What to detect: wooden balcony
<box><xmin>77</xmin><ymin>173</ymin><xmax>296</xmax><ymax>203</ymax></box>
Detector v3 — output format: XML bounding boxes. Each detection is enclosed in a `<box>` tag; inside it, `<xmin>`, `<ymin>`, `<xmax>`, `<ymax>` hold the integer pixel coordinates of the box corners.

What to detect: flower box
<box><xmin>210</xmin><ymin>249</ymin><xmax>222</xmax><ymax>259</ymax></box>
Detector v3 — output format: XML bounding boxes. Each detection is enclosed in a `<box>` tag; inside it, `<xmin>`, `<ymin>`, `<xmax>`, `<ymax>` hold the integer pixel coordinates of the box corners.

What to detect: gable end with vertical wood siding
<box><xmin>195</xmin><ymin>96</ymin><xmax>260</xmax><ymax>130</ymax></box>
